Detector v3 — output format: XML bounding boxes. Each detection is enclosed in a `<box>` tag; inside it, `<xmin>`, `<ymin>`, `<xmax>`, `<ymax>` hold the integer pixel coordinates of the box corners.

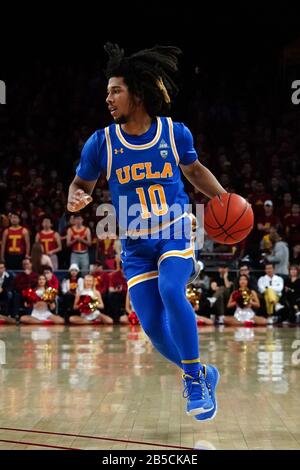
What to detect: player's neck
<box><xmin>121</xmin><ymin>112</ymin><xmax>152</xmax><ymax>136</ymax></box>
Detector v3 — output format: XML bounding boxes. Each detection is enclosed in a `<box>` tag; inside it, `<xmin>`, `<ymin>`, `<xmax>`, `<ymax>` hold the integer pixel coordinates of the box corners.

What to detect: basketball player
<box><xmin>67</xmin><ymin>44</ymin><xmax>226</xmax><ymax>420</ymax></box>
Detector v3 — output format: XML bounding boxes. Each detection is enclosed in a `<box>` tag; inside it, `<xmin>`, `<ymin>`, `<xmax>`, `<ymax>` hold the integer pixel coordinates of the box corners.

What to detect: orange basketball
<box><xmin>204</xmin><ymin>193</ymin><xmax>254</xmax><ymax>245</ymax></box>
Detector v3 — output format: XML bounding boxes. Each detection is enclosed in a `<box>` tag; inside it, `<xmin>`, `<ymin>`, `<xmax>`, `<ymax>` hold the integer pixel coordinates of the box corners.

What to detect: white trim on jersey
<box><xmin>115</xmin><ymin>117</ymin><xmax>162</xmax><ymax>150</ymax></box>
<box><xmin>104</xmin><ymin>126</ymin><xmax>113</xmax><ymax>180</ymax></box>
<box><xmin>166</xmin><ymin>117</ymin><xmax>180</xmax><ymax>166</ymax></box>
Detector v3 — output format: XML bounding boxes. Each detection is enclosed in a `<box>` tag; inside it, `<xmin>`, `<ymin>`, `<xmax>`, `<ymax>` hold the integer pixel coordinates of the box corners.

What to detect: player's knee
<box><xmin>159</xmin><ymin>277</ymin><xmax>183</xmax><ymax>304</ymax></box>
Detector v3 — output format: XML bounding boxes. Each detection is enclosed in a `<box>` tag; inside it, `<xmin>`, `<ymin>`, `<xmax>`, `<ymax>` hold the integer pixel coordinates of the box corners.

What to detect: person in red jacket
<box><xmin>43</xmin><ymin>266</ymin><xmax>59</xmax><ymax>290</ymax></box>
<box><xmin>13</xmin><ymin>258</ymin><xmax>38</xmax><ymax>319</ymax></box>
<box><xmin>91</xmin><ymin>262</ymin><xmax>110</xmax><ymax>313</ymax></box>
<box><xmin>107</xmin><ymin>267</ymin><xmax>127</xmax><ymax>321</ymax></box>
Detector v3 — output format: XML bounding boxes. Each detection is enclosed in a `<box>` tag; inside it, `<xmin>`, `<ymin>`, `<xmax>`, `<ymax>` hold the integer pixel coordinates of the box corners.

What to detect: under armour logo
<box><xmin>114</xmin><ymin>148</ymin><xmax>124</xmax><ymax>155</ymax></box>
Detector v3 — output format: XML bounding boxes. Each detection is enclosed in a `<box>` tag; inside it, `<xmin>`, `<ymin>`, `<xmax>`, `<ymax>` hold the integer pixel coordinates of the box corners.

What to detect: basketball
<box><xmin>204</xmin><ymin>193</ymin><xmax>254</xmax><ymax>245</ymax></box>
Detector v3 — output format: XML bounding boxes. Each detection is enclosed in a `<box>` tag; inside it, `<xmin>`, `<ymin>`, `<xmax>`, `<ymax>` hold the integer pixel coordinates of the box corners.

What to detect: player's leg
<box><xmin>158</xmin><ymin>256</ymin><xmax>214</xmax><ymax>416</ymax></box>
<box><xmin>129</xmin><ymin>277</ymin><xmax>182</xmax><ymax>368</ymax></box>
<box><xmin>158</xmin><ymin>256</ymin><xmax>201</xmax><ymax>375</ymax></box>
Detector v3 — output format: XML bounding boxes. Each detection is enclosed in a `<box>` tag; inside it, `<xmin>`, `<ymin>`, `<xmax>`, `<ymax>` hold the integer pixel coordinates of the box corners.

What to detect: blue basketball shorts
<box><xmin>121</xmin><ymin>213</ymin><xmax>197</xmax><ymax>289</ymax></box>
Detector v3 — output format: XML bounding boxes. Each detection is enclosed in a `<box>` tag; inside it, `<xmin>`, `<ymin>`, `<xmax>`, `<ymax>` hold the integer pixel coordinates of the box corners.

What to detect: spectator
<box><xmin>120</xmin><ymin>290</ymin><xmax>132</xmax><ymax>325</ymax></box>
<box><xmin>248</xmin><ymin>181</ymin><xmax>272</xmax><ymax>217</ymax></box>
<box><xmin>258</xmin><ymin>263</ymin><xmax>284</xmax><ymax>319</ymax></box>
<box><xmin>96</xmin><ymin>236</ymin><xmax>120</xmax><ymax>270</ymax></box>
<box><xmin>20</xmin><ymin>274</ymin><xmax>64</xmax><ymax>324</ymax></box>
<box><xmin>43</xmin><ymin>266</ymin><xmax>59</xmax><ymax>290</ymax></box>
<box><xmin>69</xmin><ymin>274</ymin><xmax>112</xmax><ymax>324</ymax></box>
<box><xmin>1</xmin><ymin>213</ymin><xmax>30</xmax><ymax>270</ymax></box>
<box><xmin>233</xmin><ymin>263</ymin><xmax>258</xmax><ymax>290</ymax></box>
<box><xmin>31</xmin><ymin>242</ymin><xmax>53</xmax><ymax>274</ymax></box>
<box><xmin>209</xmin><ymin>264</ymin><xmax>234</xmax><ymax>322</ymax></box>
<box><xmin>91</xmin><ymin>262</ymin><xmax>110</xmax><ymax>308</ymax></box>
<box><xmin>107</xmin><ymin>267</ymin><xmax>128</xmax><ymax>321</ymax></box>
<box><xmin>186</xmin><ymin>286</ymin><xmax>214</xmax><ymax>325</ymax></box>
<box><xmin>0</xmin><ymin>260</ymin><xmax>16</xmax><ymax>324</ymax></box>
<box><xmin>282</xmin><ymin>265</ymin><xmax>300</xmax><ymax>323</ymax></box>
<box><xmin>226</xmin><ymin>274</ymin><xmax>266</xmax><ymax>325</ymax></box>
<box><xmin>265</xmin><ymin>229</ymin><xmax>289</xmax><ymax>277</ymax></box>
<box><xmin>290</xmin><ymin>243</ymin><xmax>300</xmax><ymax>267</ymax></box>
<box><xmin>60</xmin><ymin>263</ymin><xmax>84</xmax><ymax>319</ymax></box>
<box><xmin>257</xmin><ymin>200</ymin><xmax>280</xmax><ymax>239</ymax></box>
<box><xmin>35</xmin><ymin>217</ymin><xmax>62</xmax><ymax>270</ymax></box>
<box><xmin>13</xmin><ymin>258</ymin><xmax>38</xmax><ymax>318</ymax></box>
<box><xmin>66</xmin><ymin>214</ymin><xmax>91</xmax><ymax>274</ymax></box>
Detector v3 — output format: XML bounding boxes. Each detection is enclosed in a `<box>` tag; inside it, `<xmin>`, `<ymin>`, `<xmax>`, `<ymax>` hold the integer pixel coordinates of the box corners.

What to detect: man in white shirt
<box><xmin>258</xmin><ymin>263</ymin><xmax>284</xmax><ymax>316</ymax></box>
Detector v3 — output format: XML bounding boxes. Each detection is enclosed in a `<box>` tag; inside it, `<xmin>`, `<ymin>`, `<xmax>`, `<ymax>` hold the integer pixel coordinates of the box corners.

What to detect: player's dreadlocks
<box><xmin>104</xmin><ymin>43</ymin><xmax>182</xmax><ymax>116</ymax></box>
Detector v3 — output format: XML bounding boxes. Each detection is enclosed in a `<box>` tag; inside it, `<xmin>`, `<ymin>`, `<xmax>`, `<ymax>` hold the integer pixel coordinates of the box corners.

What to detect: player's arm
<box><xmin>175</xmin><ymin>123</ymin><xmax>226</xmax><ymax>199</ymax></box>
<box><xmin>68</xmin><ymin>131</ymin><xmax>104</xmax><ymax>213</ymax></box>
<box><xmin>180</xmin><ymin>160</ymin><xmax>226</xmax><ymax>199</ymax></box>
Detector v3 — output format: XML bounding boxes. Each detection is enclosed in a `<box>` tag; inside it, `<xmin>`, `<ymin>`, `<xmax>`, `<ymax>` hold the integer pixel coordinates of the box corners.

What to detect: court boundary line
<box><xmin>0</xmin><ymin>438</ymin><xmax>81</xmax><ymax>450</ymax></box>
<box><xmin>0</xmin><ymin>426</ymin><xmax>194</xmax><ymax>450</ymax></box>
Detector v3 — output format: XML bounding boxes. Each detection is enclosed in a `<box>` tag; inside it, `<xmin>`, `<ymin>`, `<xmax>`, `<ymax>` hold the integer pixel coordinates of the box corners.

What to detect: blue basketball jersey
<box><xmin>76</xmin><ymin>116</ymin><xmax>198</xmax><ymax>236</ymax></box>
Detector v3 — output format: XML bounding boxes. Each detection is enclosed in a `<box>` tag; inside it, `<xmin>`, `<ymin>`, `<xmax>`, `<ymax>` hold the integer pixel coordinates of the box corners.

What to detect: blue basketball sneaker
<box><xmin>195</xmin><ymin>364</ymin><xmax>220</xmax><ymax>421</ymax></box>
<box><xmin>182</xmin><ymin>370</ymin><xmax>214</xmax><ymax>417</ymax></box>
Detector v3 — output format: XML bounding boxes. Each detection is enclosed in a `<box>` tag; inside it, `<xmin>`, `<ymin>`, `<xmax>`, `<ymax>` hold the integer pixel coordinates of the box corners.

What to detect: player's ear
<box><xmin>132</xmin><ymin>94</ymin><xmax>142</xmax><ymax>105</ymax></box>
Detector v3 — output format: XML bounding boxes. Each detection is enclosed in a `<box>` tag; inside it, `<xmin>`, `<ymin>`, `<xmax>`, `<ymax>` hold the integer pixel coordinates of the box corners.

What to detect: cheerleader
<box><xmin>20</xmin><ymin>274</ymin><xmax>64</xmax><ymax>324</ymax></box>
<box><xmin>69</xmin><ymin>274</ymin><xmax>113</xmax><ymax>324</ymax></box>
<box><xmin>225</xmin><ymin>275</ymin><xmax>267</xmax><ymax>326</ymax></box>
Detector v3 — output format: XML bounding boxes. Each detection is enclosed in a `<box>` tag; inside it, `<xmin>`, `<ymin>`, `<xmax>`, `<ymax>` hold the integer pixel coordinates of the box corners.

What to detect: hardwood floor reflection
<box><xmin>0</xmin><ymin>324</ymin><xmax>300</xmax><ymax>450</ymax></box>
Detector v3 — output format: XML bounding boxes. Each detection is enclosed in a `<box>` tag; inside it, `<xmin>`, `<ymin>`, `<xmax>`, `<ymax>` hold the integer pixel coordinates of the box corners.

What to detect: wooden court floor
<box><xmin>0</xmin><ymin>324</ymin><xmax>299</xmax><ymax>450</ymax></box>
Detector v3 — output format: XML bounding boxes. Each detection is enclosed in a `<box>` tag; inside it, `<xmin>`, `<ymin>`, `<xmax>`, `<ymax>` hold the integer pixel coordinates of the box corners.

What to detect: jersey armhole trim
<box><xmin>166</xmin><ymin>117</ymin><xmax>180</xmax><ymax>166</ymax></box>
<box><xmin>104</xmin><ymin>126</ymin><xmax>112</xmax><ymax>180</ymax></box>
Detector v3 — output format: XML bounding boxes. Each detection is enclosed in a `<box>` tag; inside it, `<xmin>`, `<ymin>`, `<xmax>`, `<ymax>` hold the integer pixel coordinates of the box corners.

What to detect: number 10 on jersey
<box><xmin>136</xmin><ymin>184</ymin><xmax>168</xmax><ymax>219</ymax></box>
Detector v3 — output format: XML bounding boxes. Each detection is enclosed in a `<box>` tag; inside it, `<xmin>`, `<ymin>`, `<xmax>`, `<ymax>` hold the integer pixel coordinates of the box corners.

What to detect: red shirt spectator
<box><xmin>257</xmin><ymin>200</ymin><xmax>280</xmax><ymax>235</ymax></box>
<box><xmin>109</xmin><ymin>269</ymin><xmax>127</xmax><ymax>293</ymax></box>
<box><xmin>14</xmin><ymin>259</ymin><xmax>38</xmax><ymax>294</ymax></box>
<box><xmin>43</xmin><ymin>267</ymin><xmax>59</xmax><ymax>290</ymax></box>
<box><xmin>91</xmin><ymin>265</ymin><xmax>110</xmax><ymax>295</ymax></box>
<box><xmin>248</xmin><ymin>182</ymin><xmax>272</xmax><ymax>217</ymax></box>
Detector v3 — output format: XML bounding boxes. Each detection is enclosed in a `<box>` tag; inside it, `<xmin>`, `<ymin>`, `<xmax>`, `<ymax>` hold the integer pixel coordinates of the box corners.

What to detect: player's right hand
<box><xmin>67</xmin><ymin>189</ymin><xmax>93</xmax><ymax>212</ymax></box>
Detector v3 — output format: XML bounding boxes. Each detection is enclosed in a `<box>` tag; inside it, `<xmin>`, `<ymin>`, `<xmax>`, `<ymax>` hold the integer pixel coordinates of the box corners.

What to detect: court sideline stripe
<box><xmin>0</xmin><ymin>426</ymin><xmax>194</xmax><ymax>450</ymax></box>
<box><xmin>0</xmin><ymin>438</ymin><xmax>81</xmax><ymax>450</ymax></box>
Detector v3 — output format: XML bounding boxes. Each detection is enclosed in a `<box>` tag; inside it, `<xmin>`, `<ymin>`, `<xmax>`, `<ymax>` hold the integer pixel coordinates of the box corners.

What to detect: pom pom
<box><xmin>128</xmin><ymin>311</ymin><xmax>139</xmax><ymax>326</ymax></box>
<box><xmin>22</xmin><ymin>288</ymin><xmax>41</xmax><ymax>305</ymax></box>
